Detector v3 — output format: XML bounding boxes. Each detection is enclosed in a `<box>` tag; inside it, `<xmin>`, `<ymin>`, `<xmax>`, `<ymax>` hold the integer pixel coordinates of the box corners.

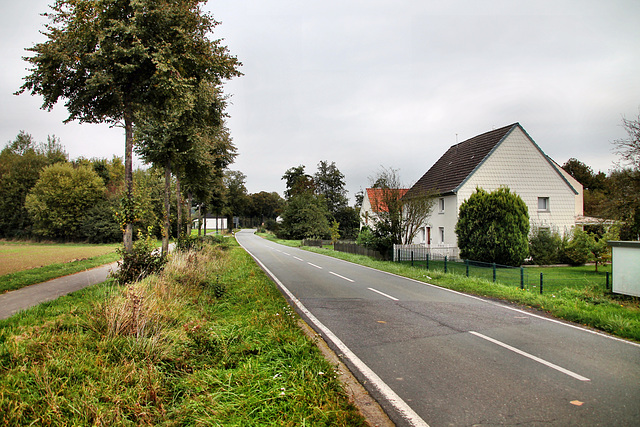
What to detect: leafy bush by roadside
<box><xmin>110</xmin><ymin>233</ymin><xmax>166</xmax><ymax>285</ymax></box>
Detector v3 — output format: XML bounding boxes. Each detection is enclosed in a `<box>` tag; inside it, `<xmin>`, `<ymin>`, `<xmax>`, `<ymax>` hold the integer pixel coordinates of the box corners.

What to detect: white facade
<box><xmin>409</xmin><ymin>125</ymin><xmax>583</xmax><ymax>254</ymax></box>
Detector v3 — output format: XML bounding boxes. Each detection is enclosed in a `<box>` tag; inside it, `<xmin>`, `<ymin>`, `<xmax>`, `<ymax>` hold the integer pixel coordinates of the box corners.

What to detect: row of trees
<box><xmin>1</xmin><ymin>132</ymin><xmax>281</xmax><ymax>244</ymax></box>
<box><xmin>17</xmin><ymin>0</ymin><xmax>242</xmax><ymax>254</ymax></box>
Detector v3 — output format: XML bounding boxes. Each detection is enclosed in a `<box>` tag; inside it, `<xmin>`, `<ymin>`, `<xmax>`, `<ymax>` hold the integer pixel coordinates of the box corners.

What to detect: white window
<box><xmin>439</xmin><ymin>198</ymin><xmax>445</xmax><ymax>213</ymax></box>
<box><xmin>538</xmin><ymin>197</ymin><xmax>550</xmax><ymax>211</ymax></box>
<box><xmin>439</xmin><ymin>227</ymin><xmax>445</xmax><ymax>244</ymax></box>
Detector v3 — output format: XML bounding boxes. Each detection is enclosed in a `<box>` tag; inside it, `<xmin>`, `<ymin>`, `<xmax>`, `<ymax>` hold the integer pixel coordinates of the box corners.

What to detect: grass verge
<box><xmin>0</xmin><ymin>238</ymin><xmax>366</xmax><ymax>426</ymax></box>
<box><xmin>258</xmin><ymin>233</ymin><xmax>640</xmax><ymax>343</ymax></box>
<box><xmin>0</xmin><ymin>252</ymin><xmax>121</xmax><ymax>293</ymax></box>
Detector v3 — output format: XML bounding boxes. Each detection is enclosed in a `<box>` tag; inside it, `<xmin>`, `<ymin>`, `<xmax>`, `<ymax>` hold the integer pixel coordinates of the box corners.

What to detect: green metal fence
<box><xmin>394</xmin><ymin>246</ymin><xmax>611</xmax><ymax>294</ymax></box>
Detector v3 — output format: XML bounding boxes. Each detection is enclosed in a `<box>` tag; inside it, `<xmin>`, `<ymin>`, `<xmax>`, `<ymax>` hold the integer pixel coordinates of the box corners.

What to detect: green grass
<box><xmin>0</xmin><ymin>251</ymin><xmax>121</xmax><ymax>293</ymax></box>
<box><xmin>0</xmin><ymin>238</ymin><xmax>366</xmax><ymax>426</ymax></box>
<box><xmin>402</xmin><ymin>260</ymin><xmax>611</xmax><ymax>292</ymax></box>
<box><xmin>258</xmin><ymin>233</ymin><xmax>640</xmax><ymax>343</ymax></box>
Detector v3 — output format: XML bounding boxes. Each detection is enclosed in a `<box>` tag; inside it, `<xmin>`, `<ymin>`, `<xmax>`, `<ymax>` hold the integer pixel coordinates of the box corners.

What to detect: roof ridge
<box><xmin>405</xmin><ymin>123</ymin><xmax>518</xmax><ymax>197</ymax></box>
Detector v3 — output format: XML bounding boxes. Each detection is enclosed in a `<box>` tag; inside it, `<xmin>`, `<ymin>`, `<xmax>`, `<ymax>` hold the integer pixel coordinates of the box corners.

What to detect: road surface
<box><xmin>236</xmin><ymin>230</ymin><xmax>640</xmax><ymax>427</ymax></box>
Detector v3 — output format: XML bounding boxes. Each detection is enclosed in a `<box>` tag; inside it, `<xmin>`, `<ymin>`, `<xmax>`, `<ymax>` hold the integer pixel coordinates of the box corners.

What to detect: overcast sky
<box><xmin>2</xmin><ymin>0</ymin><xmax>639</xmax><ymax>202</ymax></box>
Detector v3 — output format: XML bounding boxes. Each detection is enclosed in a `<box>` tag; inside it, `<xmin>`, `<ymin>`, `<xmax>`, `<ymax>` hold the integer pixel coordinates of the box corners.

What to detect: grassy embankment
<box><xmin>259</xmin><ymin>233</ymin><xmax>640</xmax><ymax>343</ymax></box>
<box><xmin>0</xmin><ymin>242</ymin><xmax>120</xmax><ymax>293</ymax></box>
<box><xmin>0</xmin><ymin>238</ymin><xmax>366</xmax><ymax>426</ymax></box>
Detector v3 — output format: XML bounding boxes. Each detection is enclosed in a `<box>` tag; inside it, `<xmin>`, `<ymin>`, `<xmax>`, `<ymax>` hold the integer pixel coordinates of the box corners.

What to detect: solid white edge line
<box><xmin>329</xmin><ymin>271</ymin><xmax>355</xmax><ymax>282</ymax></box>
<box><xmin>238</xmin><ymin>235</ymin><xmax>430</xmax><ymax>427</ymax></box>
<box><xmin>368</xmin><ymin>287</ymin><xmax>399</xmax><ymax>301</ymax></box>
<box><xmin>469</xmin><ymin>331</ymin><xmax>591</xmax><ymax>382</ymax></box>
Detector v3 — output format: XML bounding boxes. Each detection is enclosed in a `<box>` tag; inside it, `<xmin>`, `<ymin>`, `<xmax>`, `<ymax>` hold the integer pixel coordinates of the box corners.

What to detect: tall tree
<box><xmin>282</xmin><ymin>165</ymin><xmax>315</xmax><ymax>199</ymax></box>
<box><xmin>223</xmin><ymin>170</ymin><xmax>249</xmax><ymax>230</ymax></box>
<box><xmin>248</xmin><ymin>191</ymin><xmax>285</xmax><ymax>223</ymax></box>
<box><xmin>18</xmin><ymin>0</ymin><xmax>241</xmax><ymax>252</ymax></box>
<box><xmin>314</xmin><ymin>160</ymin><xmax>348</xmax><ymax>216</ymax></box>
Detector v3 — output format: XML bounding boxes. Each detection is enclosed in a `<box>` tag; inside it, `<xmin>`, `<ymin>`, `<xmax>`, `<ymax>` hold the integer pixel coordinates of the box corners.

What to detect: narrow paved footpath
<box><xmin>237</xmin><ymin>230</ymin><xmax>640</xmax><ymax>427</ymax></box>
<box><xmin>0</xmin><ymin>262</ymin><xmax>117</xmax><ymax>320</ymax></box>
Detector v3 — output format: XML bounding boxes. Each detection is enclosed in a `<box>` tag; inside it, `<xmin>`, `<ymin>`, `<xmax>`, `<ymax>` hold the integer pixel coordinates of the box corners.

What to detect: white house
<box><xmin>360</xmin><ymin>187</ymin><xmax>409</xmax><ymax>229</ymax></box>
<box><xmin>404</xmin><ymin>123</ymin><xmax>583</xmax><ymax>256</ymax></box>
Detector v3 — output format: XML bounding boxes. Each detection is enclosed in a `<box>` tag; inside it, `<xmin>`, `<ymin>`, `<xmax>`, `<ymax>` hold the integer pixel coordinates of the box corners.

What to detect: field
<box><xmin>0</xmin><ymin>241</ymin><xmax>120</xmax><ymax>293</ymax></box>
<box><xmin>0</xmin><ymin>241</ymin><xmax>119</xmax><ymax>276</ymax></box>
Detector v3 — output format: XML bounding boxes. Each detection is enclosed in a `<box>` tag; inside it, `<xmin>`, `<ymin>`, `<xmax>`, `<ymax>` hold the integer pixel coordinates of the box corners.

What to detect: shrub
<box><xmin>561</xmin><ymin>228</ymin><xmax>591</xmax><ymax>265</ymax></box>
<box><xmin>110</xmin><ymin>233</ymin><xmax>166</xmax><ymax>285</ymax></box>
<box><xmin>455</xmin><ymin>187</ymin><xmax>530</xmax><ymax>266</ymax></box>
<box><xmin>528</xmin><ymin>227</ymin><xmax>562</xmax><ymax>265</ymax></box>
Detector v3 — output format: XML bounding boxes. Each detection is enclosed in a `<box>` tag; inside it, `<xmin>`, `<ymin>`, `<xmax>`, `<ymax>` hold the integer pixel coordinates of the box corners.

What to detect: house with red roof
<box><xmin>404</xmin><ymin>123</ymin><xmax>583</xmax><ymax>256</ymax></box>
<box><xmin>360</xmin><ymin>187</ymin><xmax>409</xmax><ymax>229</ymax></box>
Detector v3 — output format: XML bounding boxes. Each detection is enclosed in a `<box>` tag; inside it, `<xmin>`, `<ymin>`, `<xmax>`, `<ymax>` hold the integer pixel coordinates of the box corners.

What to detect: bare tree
<box><xmin>613</xmin><ymin>111</ymin><xmax>640</xmax><ymax>170</ymax></box>
<box><xmin>401</xmin><ymin>191</ymin><xmax>437</xmax><ymax>244</ymax></box>
<box><xmin>368</xmin><ymin>167</ymin><xmax>436</xmax><ymax>245</ymax></box>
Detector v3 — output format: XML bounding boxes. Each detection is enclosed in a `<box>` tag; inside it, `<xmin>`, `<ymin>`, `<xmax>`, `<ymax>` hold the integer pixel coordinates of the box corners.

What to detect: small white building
<box><xmin>404</xmin><ymin>123</ymin><xmax>583</xmax><ymax>254</ymax></box>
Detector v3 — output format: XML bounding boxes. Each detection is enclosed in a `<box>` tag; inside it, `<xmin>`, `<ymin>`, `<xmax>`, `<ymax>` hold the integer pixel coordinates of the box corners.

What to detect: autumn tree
<box><xmin>18</xmin><ymin>0</ymin><xmax>240</xmax><ymax>252</ymax></box>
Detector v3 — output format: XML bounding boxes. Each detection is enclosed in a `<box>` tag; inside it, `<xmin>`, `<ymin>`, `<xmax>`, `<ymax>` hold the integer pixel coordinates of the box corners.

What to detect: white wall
<box><xmin>458</xmin><ymin>127</ymin><xmax>578</xmax><ymax>237</ymax></box>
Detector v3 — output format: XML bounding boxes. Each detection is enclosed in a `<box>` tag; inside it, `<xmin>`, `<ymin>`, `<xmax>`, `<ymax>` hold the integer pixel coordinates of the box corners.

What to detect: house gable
<box><xmin>457</xmin><ymin>125</ymin><xmax>581</xmax><ymax>233</ymax></box>
<box><xmin>404</xmin><ymin>123</ymin><xmax>516</xmax><ymax>198</ymax></box>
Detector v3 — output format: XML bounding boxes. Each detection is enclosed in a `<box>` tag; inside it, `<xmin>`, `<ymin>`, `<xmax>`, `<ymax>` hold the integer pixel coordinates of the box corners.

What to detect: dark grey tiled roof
<box><xmin>405</xmin><ymin>123</ymin><xmax>519</xmax><ymax>197</ymax></box>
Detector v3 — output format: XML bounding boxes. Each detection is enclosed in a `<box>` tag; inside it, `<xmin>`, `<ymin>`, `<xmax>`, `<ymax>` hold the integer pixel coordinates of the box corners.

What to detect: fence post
<box><xmin>540</xmin><ymin>273</ymin><xmax>543</xmax><ymax>295</ymax></box>
<box><xmin>520</xmin><ymin>267</ymin><xmax>524</xmax><ymax>290</ymax></box>
<box><xmin>426</xmin><ymin>253</ymin><xmax>429</xmax><ymax>270</ymax></box>
<box><xmin>411</xmin><ymin>251</ymin><xmax>414</xmax><ymax>267</ymax></box>
<box><xmin>444</xmin><ymin>255</ymin><xmax>448</xmax><ymax>273</ymax></box>
<box><xmin>465</xmin><ymin>259</ymin><xmax>469</xmax><ymax>277</ymax></box>
<box><xmin>493</xmin><ymin>263</ymin><xmax>496</xmax><ymax>282</ymax></box>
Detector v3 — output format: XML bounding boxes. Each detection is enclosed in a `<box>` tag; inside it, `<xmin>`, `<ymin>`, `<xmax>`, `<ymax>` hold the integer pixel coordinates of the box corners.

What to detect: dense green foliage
<box><xmin>528</xmin><ymin>227</ymin><xmax>563</xmax><ymax>265</ymax></box>
<box><xmin>0</xmin><ymin>133</ymin><xmax>67</xmax><ymax>238</ymax></box>
<box><xmin>456</xmin><ymin>187</ymin><xmax>530</xmax><ymax>266</ymax></box>
<box><xmin>279</xmin><ymin>193</ymin><xmax>331</xmax><ymax>239</ymax></box>
<box><xmin>25</xmin><ymin>163</ymin><xmax>106</xmax><ymax>239</ymax></box>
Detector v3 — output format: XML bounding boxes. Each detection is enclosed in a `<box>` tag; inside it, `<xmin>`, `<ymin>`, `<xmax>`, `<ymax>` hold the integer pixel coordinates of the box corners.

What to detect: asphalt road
<box><xmin>236</xmin><ymin>230</ymin><xmax>640</xmax><ymax>427</ymax></box>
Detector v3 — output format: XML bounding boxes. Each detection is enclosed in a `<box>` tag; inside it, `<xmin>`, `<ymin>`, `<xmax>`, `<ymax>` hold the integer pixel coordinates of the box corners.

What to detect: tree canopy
<box><xmin>18</xmin><ymin>0</ymin><xmax>241</xmax><ymax>251</ymax></box>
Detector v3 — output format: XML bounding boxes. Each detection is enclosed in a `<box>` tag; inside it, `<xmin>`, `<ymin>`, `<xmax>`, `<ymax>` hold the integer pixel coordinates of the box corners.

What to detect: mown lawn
<box><xmin>0</xmin><ymin>238</ymin><xmax>366</xmax><ymax>426</ymax></box>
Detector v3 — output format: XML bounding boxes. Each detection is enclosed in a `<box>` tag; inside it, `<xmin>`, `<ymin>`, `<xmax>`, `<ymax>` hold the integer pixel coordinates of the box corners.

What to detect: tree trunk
<box><xmin>187</xmin><ymin>191</ymin><xmax>193</xmax><ymax>236</ymax></box>
<box><xmin>176</xmin><ymin>174</ymin><xmax>182</xmax><ymax>238</ymax></box>
<box><xmin>123</xmin><ymin>104</ymin><xmax>134</xmax><ymax>252</ymax></box>
<box><xmin>162</xmin><ymin>159</ymin><xmax>171</xmax><ymax>256</ymax></box>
